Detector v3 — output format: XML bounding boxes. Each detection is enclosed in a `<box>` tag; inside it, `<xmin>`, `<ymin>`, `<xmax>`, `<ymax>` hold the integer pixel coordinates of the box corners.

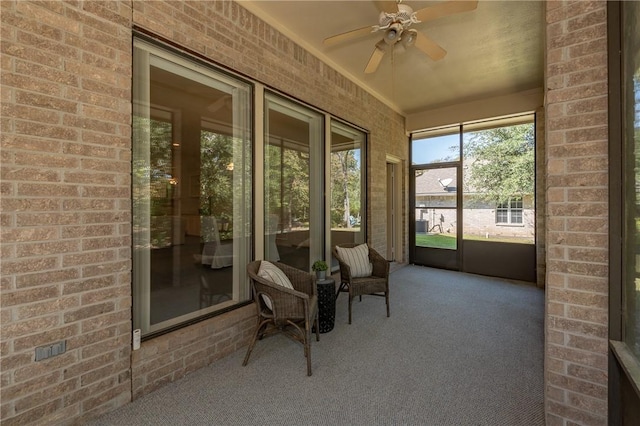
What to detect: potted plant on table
<box><xmin>312</xmin><ymin>260</ymin><xmax>328</xmax><ymax>280</ymax></box>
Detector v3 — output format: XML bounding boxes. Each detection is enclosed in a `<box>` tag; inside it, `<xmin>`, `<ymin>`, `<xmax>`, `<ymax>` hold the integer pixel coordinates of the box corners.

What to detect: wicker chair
<box><xmin>333</xmin><ymin>243</ymin><xmax>390</xmax><ymax>324</ymax></box>
<box><xmin>243</xmin><ymin>261</ymin><xmax>320</xmax><ymax>376</ymax></box>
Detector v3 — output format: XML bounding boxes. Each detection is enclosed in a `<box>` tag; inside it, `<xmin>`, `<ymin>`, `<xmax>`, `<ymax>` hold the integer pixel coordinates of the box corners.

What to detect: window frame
<box><xmin>608</xmin><ymin>0</ymin><xmax>640</xmax><ymax>416</ymax></box>
<box><xmin>132</xmin><ymin>36</ymin><xmax>254</xmax><ymax>338</ymax></box>
<box><xmin>496</xmin><ymin>197</ymin><xmax>524</xmax><ymax>226</ymax></box>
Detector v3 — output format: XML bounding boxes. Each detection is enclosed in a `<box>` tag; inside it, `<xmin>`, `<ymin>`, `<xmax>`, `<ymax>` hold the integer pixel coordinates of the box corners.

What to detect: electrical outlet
<box><xmin>133</xmin><ymin>329</ymin><xmax>141</xmax><ymax>350</ymax></box>
<box><xmin>35</xmin><ymin>341</ymin><xmax>66</xmax><ymax>361</ymax></box>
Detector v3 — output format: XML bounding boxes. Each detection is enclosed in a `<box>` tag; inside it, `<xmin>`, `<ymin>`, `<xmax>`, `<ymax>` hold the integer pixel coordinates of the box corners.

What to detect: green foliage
<box><xmin>463</xmin><ymin>124</ymin><xmax>534</xmax><ymax>204</ymax></box>
<box><xmin>330</xmin><ymin>149</ymin><xmax>361</xmax><ymax>228</ymax></box>
<box><xmin>265</xmin><ymin>144</ymin><xmax>310</xmax><ymax>228</ymax></box>
<box><xmin>312</xmin><ymin>260</ymin><xmax>328</xmax><ymax>271</ymax></box>
<box><xmin>200</xmin><ymin>131</ymin><xmax>234</xmax><ymax>219</ymax></box>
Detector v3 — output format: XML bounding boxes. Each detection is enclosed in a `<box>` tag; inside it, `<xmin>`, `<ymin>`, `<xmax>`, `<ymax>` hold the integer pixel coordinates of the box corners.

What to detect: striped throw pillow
<box><xmin>257</xmin><ymin>261</ymin><xmax>294</xmax><ymax>310</ymax></box>
<box><xmin>336</xmin><ymin>243</ymin><xmax>373</xmax><ymax>278</ymax></box>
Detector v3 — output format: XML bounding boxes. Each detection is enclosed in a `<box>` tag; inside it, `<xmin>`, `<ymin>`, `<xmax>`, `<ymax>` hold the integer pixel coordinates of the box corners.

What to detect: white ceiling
<box><xmin>240</xmin><ymin>0</ymin><xmax>544</xmax><ymax>116</ymax></box>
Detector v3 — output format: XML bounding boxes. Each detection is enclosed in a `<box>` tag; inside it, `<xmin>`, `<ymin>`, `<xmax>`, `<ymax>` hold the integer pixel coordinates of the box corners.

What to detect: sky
<box><xmin>412</xmin><ymin>133</ymin><xmax>460</xmax><ymax>165</ymax></box>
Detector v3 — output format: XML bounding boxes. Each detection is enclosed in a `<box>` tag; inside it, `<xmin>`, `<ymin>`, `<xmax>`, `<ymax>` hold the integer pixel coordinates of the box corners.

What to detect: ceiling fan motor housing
<box><xmin>395</xmin><ymin>4</ymin><xmax>414</xmax><ymax>23</ymax></box>
<box><xmin>378</xmin><ymin>3</ymin><xmax>419</xmax><ymax>45</ymax></box>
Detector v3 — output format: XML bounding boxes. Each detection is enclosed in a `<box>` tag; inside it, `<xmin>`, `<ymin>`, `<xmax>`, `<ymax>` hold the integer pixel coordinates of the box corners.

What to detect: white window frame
<box><xmin>496</xmin><ymin>197</ymin><xmax>523</xmax><ymax>225</ymax></box>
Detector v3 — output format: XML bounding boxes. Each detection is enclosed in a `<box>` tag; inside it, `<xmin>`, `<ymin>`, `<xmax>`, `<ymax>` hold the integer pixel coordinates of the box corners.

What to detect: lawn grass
<box><xmin>416</xmin><ymin>233</ymin><xmax>456</xmax><ymax>249</ymax></box>
<box><xmin>416</xmin><ymin>233</ymin><xmax>533</xmax><ymax>249</ymax></box>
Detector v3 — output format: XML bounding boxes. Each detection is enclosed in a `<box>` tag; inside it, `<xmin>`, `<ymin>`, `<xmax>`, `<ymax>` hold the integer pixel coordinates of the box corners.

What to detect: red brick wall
<box><xmin>544</xmin><ymin>1</ymin><xmax>609</xmax><ymax>424</ymax></box>
<box><xmin>0</xmin><ymin>1</ymin><xmax>408</xmax><ymax>424</ymax></box>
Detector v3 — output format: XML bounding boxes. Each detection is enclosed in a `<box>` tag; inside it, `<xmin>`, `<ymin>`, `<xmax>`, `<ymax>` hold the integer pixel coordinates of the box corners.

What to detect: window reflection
<box><xmin>623</xmin><ymin>0</ymin><xmax>640</xmax><ymax>358</ymax></box>
<box><xmin>330</xmin><ymin>121</ymin><xmax>366</xmax><ymax>267</ymax></box>
<box><xmin>264</xmin><ymin>95</ymin><xmax>323</xmax><ymax>271</ymax></box>
<box><xmin>133</xmin><ymin>40</ymin><xmax>251</xmax><ymax>336</ymax></box>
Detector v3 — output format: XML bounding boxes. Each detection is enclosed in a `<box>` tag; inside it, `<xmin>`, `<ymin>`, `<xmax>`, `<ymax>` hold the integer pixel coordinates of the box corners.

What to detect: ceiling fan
<box><xmin>323</xmin><ymin>0</ymin><xmax>478</xmax><ymax>74</ymax></box>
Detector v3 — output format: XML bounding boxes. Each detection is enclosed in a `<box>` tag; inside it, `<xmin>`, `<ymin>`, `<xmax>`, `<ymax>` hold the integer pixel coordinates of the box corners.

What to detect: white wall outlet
<box><xmin>133</xmin><ymin>329</ymin><xmax>141</xmax><ymax>350</ymax></box>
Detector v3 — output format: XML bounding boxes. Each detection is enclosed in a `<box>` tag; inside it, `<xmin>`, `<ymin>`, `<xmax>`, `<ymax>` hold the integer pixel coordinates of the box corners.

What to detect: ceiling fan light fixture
<box><xmin>384</xmin><ymin>22</ymin><xmax>403</xmax><ymax>44</ymax></box>
<box><xmin>402</xmin><ymin>29</ymin><xmax>418</xmax><ymax>47</ymax></box>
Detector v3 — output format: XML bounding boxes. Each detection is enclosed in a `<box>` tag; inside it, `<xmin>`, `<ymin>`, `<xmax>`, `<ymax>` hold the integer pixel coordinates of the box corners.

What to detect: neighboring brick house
<box><xmin>414</xmin><ymin>168</ymin><xmax>535</xmax><ymax>241</ymax></box>
<box><xmin>0</xmin><ymin>1</ymin><xmax>627</xmax><ymax>425</ymax></box>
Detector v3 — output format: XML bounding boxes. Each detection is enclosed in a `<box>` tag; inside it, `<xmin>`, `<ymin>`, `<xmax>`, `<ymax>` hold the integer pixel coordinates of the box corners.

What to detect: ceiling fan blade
<box><xmin>323</xmin><ymin>25</ymin><xmax>375</xmax><ymax>47</ymax></box>
<box><xmin>414</xmin><ymin>0</ymin><xmax>478</xmax><ymax>23</ymax></box>
<box><xmin>414</xmin><ymin>32</ymin><xmax>447</xmax><ymax>61</ymax></box>
<box><xmin>364</xmin><ymin>43</ymin><xmax>386</xmax><ymax>74</ymax></box>
<box><xmin>373</xmin><ymin>1</ymin><xmax>398</xmax><ymax>13</ymax></box>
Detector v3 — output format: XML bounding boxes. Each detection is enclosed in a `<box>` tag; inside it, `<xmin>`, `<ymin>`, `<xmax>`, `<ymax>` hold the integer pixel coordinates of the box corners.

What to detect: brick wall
<box><xmin>536</xmin><ymin>108</ymin><xmax>547</xmax><ymax>288</ymax></box>
<box><xmin>1</xmin><ymin>1</ymin><xmax>408</xmax><ymax>424</ymax></box>
<box><xmin>131</xmin><ymin>305</ymin><xmax>255</xmax><ymax>399</ymax></box>
<box><xmin>544</xmin><ymin>1</ymin><xmax>609</xmax><ymax>424</ymax></box>
<box><xmin>1</xmin><ymin>1</ymin><xmax>134</xmax><ymax>423</ymax></box>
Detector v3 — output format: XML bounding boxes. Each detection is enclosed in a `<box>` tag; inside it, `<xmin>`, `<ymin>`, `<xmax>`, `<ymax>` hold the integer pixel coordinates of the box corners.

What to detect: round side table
<box><xmin>316</xmin><ymin>277</ymin><xmax>336</xmax><ymax>333</ymax></box>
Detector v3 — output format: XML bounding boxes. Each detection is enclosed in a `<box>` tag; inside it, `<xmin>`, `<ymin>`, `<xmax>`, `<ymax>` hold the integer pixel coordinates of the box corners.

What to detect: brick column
<box><xmin>545</xmin><ymin>1</ymin><xmax>609</xmax><ymax>424</ymax></box>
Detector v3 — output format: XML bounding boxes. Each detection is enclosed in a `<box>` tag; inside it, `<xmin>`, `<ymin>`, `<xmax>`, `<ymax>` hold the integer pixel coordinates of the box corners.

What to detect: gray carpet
<box><xmin>90</xmin><ymin>265</ymin><xmax>544</xmax><ymax>425</ymax></box>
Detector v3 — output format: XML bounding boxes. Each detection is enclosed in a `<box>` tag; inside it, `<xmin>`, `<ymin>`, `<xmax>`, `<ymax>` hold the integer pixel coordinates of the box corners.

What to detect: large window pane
<box><xmin>133</xmin><ymin>40</ymin><xmax>252</xmax><ymax>336</ymax></box>
<box><xmin>462</xmin><ymin>120</ymin><xmax>535</xmax><ymax>244</ymax></box>
<box><xmin>330</xmin><ymin>120</ymin><xmax>366</xmax><ymax>266</ymax></box>
<box><xmin>623</xmin><ymin>0</ymin><xmax>640</xmax><ymax>359</ymax></box>
<box><xmin>264</xmin><ymin>94</ymin><xmax>323</xmax><ymax>271</ymax></box>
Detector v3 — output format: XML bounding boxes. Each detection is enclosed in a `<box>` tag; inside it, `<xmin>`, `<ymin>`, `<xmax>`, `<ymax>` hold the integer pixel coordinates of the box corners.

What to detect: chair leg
<box><xmin>304</xmin><ymin>320</ymin><xmax>312</xmax><ymax>376</ymax></box>
<box><xmin>335</xmin><ymin>282</ymin><xmax>347</xmax><ymax>301</ymax></box>
<box><xmin>242</xmin><ymin>319</ymin><xmax>269</xmax><ymax>367</ymax></box>
<box><xmin>386</xmin><ymin>291</ymin><xmax>390</xmax><ymax>317</ymax></box>
<box><xmin>348</xmin><ymin>295</ymin><xmax>353</xmax><ymax>324</ymax></box>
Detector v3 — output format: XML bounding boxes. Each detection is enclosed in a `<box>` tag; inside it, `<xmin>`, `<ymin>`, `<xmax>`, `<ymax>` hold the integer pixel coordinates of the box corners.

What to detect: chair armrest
<box><xmin>369</xmin><ymin>248</ymin><xmax>389</xmax><ymax>278</ymax></box>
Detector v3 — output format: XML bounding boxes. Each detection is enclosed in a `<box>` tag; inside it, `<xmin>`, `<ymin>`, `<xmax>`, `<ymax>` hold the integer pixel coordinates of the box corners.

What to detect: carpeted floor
<box><xmin>90</xmin><ymin>265</ymin><xmax>544</xmax><ymax>425</ymax></box>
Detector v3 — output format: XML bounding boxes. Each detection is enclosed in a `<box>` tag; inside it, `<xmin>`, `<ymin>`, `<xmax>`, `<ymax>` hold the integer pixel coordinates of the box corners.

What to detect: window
<box><xmin>330</xmin><ymin>120</ymin><xmax>366</xmax><ymax>266</ymax></box>
<box><xmin>264</xmin><ymin>93</ymin><xmax>324</xmax><ymax>271</ymax></box>
<box><xmin>618</xmin><ymin>0</ymin><xmax>640</xmax><ymax>359</ymax></box>
<box><xmin>496</xmin><ymin>198</ymin><xmax>523</xmax><ymax>225</ymax></box>
<box><xmin>609</xmin><ymin>0</ymin><xmax>640</xmax><ymax>416</ymax></box>
<box><xmin>132</xmin><ymin>39</ymin><xmax>252</xmax><ymax>336</ymax></box>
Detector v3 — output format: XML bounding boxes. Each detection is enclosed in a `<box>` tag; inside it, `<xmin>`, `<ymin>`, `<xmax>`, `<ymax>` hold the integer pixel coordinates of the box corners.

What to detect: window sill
<box><xmin>610</xmin><ymin>340</ymin><xmax>640</xmax><ymax>399</ymax></box>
